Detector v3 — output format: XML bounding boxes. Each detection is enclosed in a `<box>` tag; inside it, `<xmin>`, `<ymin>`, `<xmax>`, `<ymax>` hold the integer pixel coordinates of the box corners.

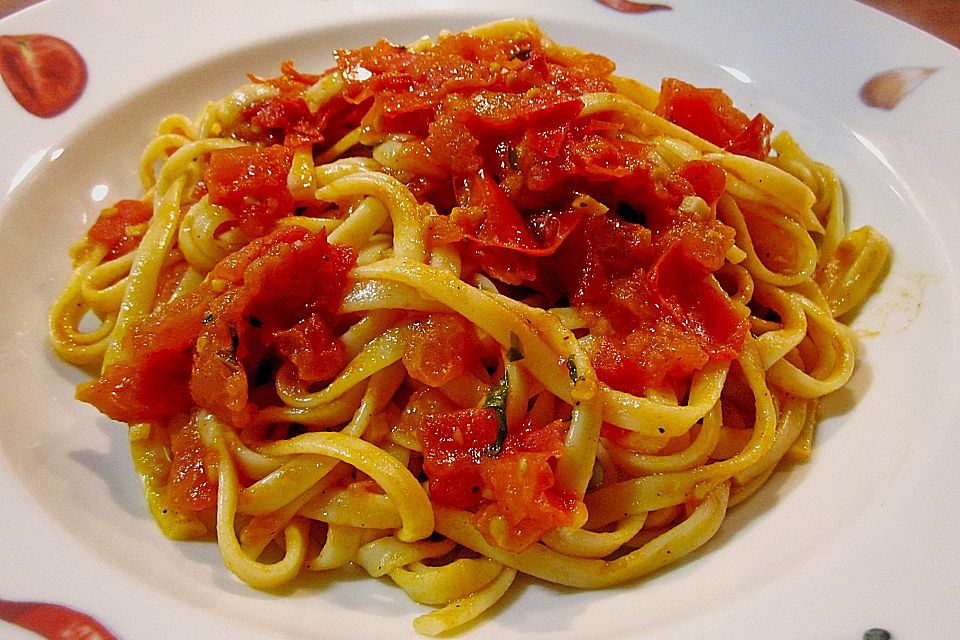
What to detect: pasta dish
<box><xmin>49</xmin><ymin>20</ymin><xmax>889</xmax><ymax>635</ymax></box>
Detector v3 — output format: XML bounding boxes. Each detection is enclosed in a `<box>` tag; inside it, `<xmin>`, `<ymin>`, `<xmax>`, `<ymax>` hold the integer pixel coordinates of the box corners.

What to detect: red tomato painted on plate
<box><xmin>0</xmin><ymin>34</ymin><xmax>87</xmax><ymax>118</ymax></box>
<box><xmin>0</xmin><ymin>598</ymin><xmax>118</xmax><ymax>640</ymax></box>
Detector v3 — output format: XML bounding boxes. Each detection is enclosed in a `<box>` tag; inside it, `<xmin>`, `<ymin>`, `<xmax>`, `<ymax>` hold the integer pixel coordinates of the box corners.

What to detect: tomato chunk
<box><xmin>474</xmin><ymin>419</ymin><xmax>581</xmax><ymax>551</ymax></box>
<box><xmin>672</xmin><ymin>159</ymin><xmax>727</xmax><ymax>205</ymax></box>
<box><xmin>77</xmin><ymin>226</ymin><xmax>356</xmax><ymax>428</ymax></box>
<box><xmin>648</xmin><ymin>221</ymin><xmax>747</xmax><ymax>359</ymax></box>
<box><xmin>418</xmin><ymin>410</ymin><xmax>581</xmax><ymax>551</ymax></box>
<box><xmin>656</xmin><ymin>78</ymin><xmax>772</xmax><ymax>159</ymax></box>
<box><xmin>203</xmin><ymin>145</ymin><xmax>295</xmax><ymax>237</ymax></box>
<box><xmin>86</xmin><ymin>199</ymin><xmax>153</xmax><ymax>259</ymax></box>
<box><xmin>400</xmin><ymin>314</ymin><xmax>480</xmax><ymax>388</ymax></box>
<box><xmin>165</xmin><ymin>417</ymin><xmax>218</xmax><ymax>512</ymax></box>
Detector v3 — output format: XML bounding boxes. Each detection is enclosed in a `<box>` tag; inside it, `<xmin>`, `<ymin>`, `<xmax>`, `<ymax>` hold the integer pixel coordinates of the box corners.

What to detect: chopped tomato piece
<box><xmin>451</xmin><ymin>172</ymin><xmax>582</xmax><ymax>256</ymax></box>
<box><xmin>75</xmin><ymin>350</ymin><xmax>195</xmax><ymax>424</ymax></box>
<box><xmin>400</xmin><ymin>314</ymin><xmax>479</xmax><ymax>387</ymax></box>
<box><xmin>672</xmin><ymin>159</ymin><xmax>727</xmax><ymax>206</ymax></box>
<box><xmin>656</xmin><ymin>78</ymin><xmax>772</xmax><ymax>159</ymax></box>
<box><xmin>474</xmin><ymin>419</ymin><xmax>580</xmax><ymax>551</ymax></box>
<box><xmin>550</xmin><ymin>212</ymin><xmax>652</xmax><ymax>304</ymax></box>
<box><xmin>273</xmin><ymin>312</ymin><xmax>345</xmax><ymax>383</ymax></box>
<box><xmin>253</xmin><ymin>59</ymin><xmax>322</xmax><ymax>95</ymax></box>
<box><xmin>164</xmin><ymin>417</ymin><xmax>218</xmax><ymax>512</ymax></box>
<box><xmin>593</xmin><ymin>319</ymin><xmax>710</xmax><ymax>393</ymax></box>
<box><xmin>418</xmin><ymin>409</ymin><xmax>581</xmax><ymax>551</ymax></box>
<box><xmin>75</xmin><ymin>285</ymin><xmax>210</xmax><ymax>423</ymax></box>
<box><xmin>590</xmin><ymin>276</ymin><xmax>710</xmax><ymax>392</ymax></box>
<box><xmin>204</xmin><ymin>145</ymin><xmax>295</xmax><ymax>236</ymax></box>
<box><xmin>86</xmin><ymin>199</ymin><xmax>153</xmax><ymax>259</ymax></box>
<box><xmin>77</xmin><ymin>226</ymin><xmax>357</xmax><ymax>428</ymax></box>
<box><xmin>648</xmin><ymin>221</ymin><xmax>747</xmax><ymax>359</ymax></box>
<box><xmin>419</xmin><ymin>408</ymin><xmax>501</xmax><ymax>510</ymax></box>
<box><xmin>246</xmin><ymin>95</ymin><xmax>311</xmax><ymax>133</ymax></box>
<box><xmin>191</xmin><ymin>226</ymin><xmax>356</xmax><ymax>426</ymax></box>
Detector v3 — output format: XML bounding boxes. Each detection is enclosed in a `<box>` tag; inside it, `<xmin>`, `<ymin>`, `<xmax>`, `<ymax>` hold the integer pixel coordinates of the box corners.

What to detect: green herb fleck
<box><xmin>483</xmin><ymin>373</ymin><xmax>510</xmax><ymax>457</ymax></box>
<box><xmin>566</xmin><ymin>354</ymin><xmax>578</xmax><ymax>383</ymax></box>
<box><xmin>506</xmin><ymin>332</ymin><xmax>524</xmax><ymax>362</ymax></box>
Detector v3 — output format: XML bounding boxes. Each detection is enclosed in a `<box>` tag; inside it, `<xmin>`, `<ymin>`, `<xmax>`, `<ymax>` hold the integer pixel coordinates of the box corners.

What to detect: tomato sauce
<box><xmin>78</xmin><ymin>30</ymin><xmax>769</xmax><ymax>541</ymax></box>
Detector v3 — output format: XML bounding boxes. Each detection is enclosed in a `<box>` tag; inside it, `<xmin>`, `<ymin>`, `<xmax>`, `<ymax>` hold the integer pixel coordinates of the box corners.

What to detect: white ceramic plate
<box><xmin>1</xmin><ymin>1</ymin><xmax>958</xmax><ymax>638</ymax></box>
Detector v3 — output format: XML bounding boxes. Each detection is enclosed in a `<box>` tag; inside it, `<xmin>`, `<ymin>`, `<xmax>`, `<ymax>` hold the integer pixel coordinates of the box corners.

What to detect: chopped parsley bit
<box><xmin>510</xmin><ymin>48</ymin><xmax>532</xmax><ymax>61</ymax></box>
<box><xmin>863</xmin><ymin>630</ymin><xmax>892</xmax><ymax>640</ymax></box>
<box><xmin>482</xmin><ymin>373</ymin><xmax>510</xmax><ymax>457</ymax></box>
<box><xmin>506</xmin><ymin>331</ymin><xmax>524</xmax><ymax>362</ymax></box>
<box><xmin>202</xmin><ymin>313</ymin><xmax>215</xmax><ymax>324</ymax></box>
<box><xmin>566</xmin><ymin>354</ymin><xmax>578</xmax><ymax>383</ymax></box>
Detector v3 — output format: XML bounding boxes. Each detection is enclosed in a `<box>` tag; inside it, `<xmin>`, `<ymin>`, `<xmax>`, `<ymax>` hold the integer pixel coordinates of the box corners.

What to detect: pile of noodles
<box><xmin>50</xmin><ymin>19</ymin><xmax>888</xmax><ymax>635</ymax></box>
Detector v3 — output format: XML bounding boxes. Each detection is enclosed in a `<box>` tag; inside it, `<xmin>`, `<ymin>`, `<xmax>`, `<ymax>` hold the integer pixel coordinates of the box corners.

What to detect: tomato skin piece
<box><xmin>420</xmin><ymin>408</ymin><xmax>501</xmax><ymax>510</ymax></box>
<box><xmin>273</xmin><ymin>312</ymin><xmax>346</xmax><ymax>383</ymax></box>
<box><xmin>418</xmin><ymin>410</ymin><xmax>581</xmax><ymax>551</ymax></box>
<box><xmin>451</xmin><ymin>172</ymin><xmax>583</xmax><ymax>256</ymax></box>
<box><xmin>78</xmin><ymin>226</ymin><xmax>357</xmax><ymax>428</ymax></box>
<box><xmin>672</xmin><ymin>159</ymin><xmax>726</xmax><ymax>205</ymax></box>
<box><xmin>648</xmin><ymin>221</ymin><xmax>747</xmax><ymax>359</ymax></box>
<box><xmin>86</xmin><ymin>199</ymin><xmax>153</xmax><ymax>259</ymax></box>
<box><xmin>165</xmin><ymin>417</ymin><xmax>218</xmax><ymax>513</ymax></box>
<box><xmin>430</xmin><ymin>171</ymin><xmax>584</xmax><ymax>286</ymax></box>
<box><xmin>0</xmin><ymin>33</ymin><xmax>86</xmax><ymax>118</ymax></box>
<box><xmin>550</xmin><ymin>212</ymin><xmax>652</xmax><ymax>305</ymax></box>
<box><xmin>203</xmin><ymin>145</ymin><xmax>295</xmax><ymax>237</ymax></box>
<box><xmin>656</xmin><ymin>77</ymin><xmax>772</xmax><ymax>159</ymax></box>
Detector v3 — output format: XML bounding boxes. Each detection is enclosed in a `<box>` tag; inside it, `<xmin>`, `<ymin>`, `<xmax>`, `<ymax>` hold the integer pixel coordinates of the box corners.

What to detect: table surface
<box><xmin>0</xmin><ymin>0</ymin><xmax>958</xmax><ymax>48</ymax></box>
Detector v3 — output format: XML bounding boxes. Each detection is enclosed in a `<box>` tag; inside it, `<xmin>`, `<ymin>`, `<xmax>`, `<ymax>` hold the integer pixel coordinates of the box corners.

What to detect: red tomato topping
<box><xmin>565</xmin><ymin>218</ymin><xmax>746</xmax><ymax>392</ymax></box>
<box><xmin>419</xmin><ymin>408</ymin><xmax>501</xmax><ymax>510</ymax></box>
<box><xmin>0</xmin><ymin>34</ymin><xmax>86</xmax><ymax>118</ymax></box>
<box><xmin>86</xmin><ymin>199</ymin><xmax>153</xmax><ymax>259</ymax></box>
<box><xmin>77</xmin><ymin>226</ymin><xmax>356</xmax><ymax>428</ymax></box>
<box><xmin>203</xmin><ymin>145</ymin><xmax>295</xmax><ymax>237</ymax></box>
<box><xmin>419</xmin><ymin>410</ymin><xmax>581</xmax><ymax>551</ymax></box>
<box><xmin>656</xmin><ymin>77</ymin><xmax>772</xmax><ymax>159</ymax></box>
<box><xmin>648</xmin><ymin>221</ymin><xmax>747</xmax><ymax>359</ymax></box>
<box><xmin>165</xmin><ymin>418</ymin><xmax>218</xmax><ymax>512</ymax></box>
<box><xmin>273</xmin><ymin>313</ymin><xmax>346</xmax><ymax>383</ymax></box>
<box><xmin>191</xmin><ymin>226</ymin><xmax>356</xmax><ymax>426</ymax></box>
<box><xmin>400</xmin><ymin>314</ymin><xmax>480</xmax><ymax>388</ymax></box>
<box><xmin>593</xmin><ymin>278</ymin><xmax>712</xmax><ymax>392</ymax></box>
<box><xmin>474</xmin><ymin>419</ymin><xmax>581</xmax><ymax>551</ymax></box>
<box><xmin>672</xmin><ymin>159</ymin><xmax>727</xmax><ymax>205</ymax></box>
<box><xmin>550</xmin><ymin>212</ymin><xmax>652</xmax><ymax>304</ymax></box>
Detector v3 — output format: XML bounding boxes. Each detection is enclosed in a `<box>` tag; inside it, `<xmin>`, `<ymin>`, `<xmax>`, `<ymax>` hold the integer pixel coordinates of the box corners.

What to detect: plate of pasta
<box><xmin>1</xmin><ymin>1</ymin><xmax>958</xmax><ymax>639</ymax></box>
